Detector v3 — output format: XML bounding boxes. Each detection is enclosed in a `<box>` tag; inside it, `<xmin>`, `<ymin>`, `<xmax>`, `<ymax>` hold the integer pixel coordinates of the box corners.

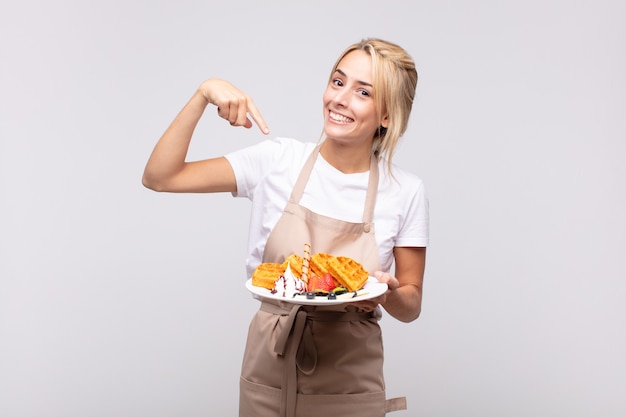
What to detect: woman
<box><xmin>143</xmin><ymin>38</ymin><xmax>429</xmax><ymax>417</ymax></box>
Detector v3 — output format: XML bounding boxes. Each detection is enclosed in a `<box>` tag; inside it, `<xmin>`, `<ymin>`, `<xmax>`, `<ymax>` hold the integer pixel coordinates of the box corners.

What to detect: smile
<box><xmin>329</xmin><ymin>111</ymin><xmax>354</xmax><ymax>124</ymax></box>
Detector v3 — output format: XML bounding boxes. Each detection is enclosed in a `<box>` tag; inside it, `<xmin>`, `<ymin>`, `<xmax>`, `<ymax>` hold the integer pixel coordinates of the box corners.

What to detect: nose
<box><xmin>331</xmin><ymin>88</ymin><xmax>349</xmax><ymax>107</ymax></box>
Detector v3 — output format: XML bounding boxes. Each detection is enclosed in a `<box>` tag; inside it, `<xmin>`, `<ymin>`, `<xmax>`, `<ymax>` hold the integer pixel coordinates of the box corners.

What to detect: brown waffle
<box><xmin>310</xmin><ymin>252</ymin><xmax>333</xmax><ymax>277</ymax></box>
<box><xmin>281</xmin><ymin>253</ymin><xmax>304</xmax><ymax>278</ymax></box>
<box><xmin>327</xmin><ymin>256</ymin><xmax>369</xmax><ymax>292</ymax></box>
<box><xmin>252</xmin><ymin>262</ymin><xmax>284</xmax><ymax>290</ymax></box>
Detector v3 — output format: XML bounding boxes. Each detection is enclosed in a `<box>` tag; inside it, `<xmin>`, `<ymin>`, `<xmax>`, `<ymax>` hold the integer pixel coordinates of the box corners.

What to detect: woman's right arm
<box><xmin>142</xmin><ymin>78</ymin><xmax>269</xmax><ymax>193</ymax></box>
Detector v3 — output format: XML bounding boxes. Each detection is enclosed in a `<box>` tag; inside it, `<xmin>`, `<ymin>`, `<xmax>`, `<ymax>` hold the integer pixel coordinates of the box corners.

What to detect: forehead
<box><xmin>335</xmin><ymin>50</ymin><xmax>373</xmax><ymax>83</ymax></box>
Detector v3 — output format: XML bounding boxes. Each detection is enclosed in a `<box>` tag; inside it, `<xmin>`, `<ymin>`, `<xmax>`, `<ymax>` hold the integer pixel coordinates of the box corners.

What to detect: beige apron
<box><xmin>239</xmin><ymin>144</ymin><xmax>407</xmax><ymax>417</ymax></box>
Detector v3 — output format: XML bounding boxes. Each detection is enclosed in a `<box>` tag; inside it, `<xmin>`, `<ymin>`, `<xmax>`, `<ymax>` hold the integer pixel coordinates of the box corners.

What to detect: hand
<box><xmin>198</xmin><ymin>78</ymin><xmax>270</xmax><ymax>134</ymax></box>
<box><xmin>353</xmin><ymin>271</ymin><xmax>399</xmax><ymax>312</ymax></box>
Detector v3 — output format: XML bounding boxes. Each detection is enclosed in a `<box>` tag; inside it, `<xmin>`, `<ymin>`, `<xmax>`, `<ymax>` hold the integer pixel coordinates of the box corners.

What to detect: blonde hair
<box><xmin>327</xmin><ymin>38</ymin><xmax>418</xmax><ymax>167</ymax></box>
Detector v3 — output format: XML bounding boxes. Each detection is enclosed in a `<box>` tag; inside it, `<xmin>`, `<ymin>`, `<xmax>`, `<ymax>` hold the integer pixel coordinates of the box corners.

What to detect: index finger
<box><xmin>246</xmin><ymin>98</ymin><xmax>270</xmax><ymax>135</ymax></box>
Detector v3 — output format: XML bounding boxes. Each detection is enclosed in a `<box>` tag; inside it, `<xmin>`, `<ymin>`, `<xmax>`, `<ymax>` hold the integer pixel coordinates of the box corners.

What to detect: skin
<box><xmin>142</xmin><ymin>51</ymin><xmax>426</xmax><ymax>323</ymax></box>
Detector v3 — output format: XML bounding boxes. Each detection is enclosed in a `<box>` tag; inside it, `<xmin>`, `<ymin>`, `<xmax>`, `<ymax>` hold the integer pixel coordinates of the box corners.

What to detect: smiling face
<box><xmin>322</xmin><ymin>50</ymin><xmax>388</xmax><ymax>149</ymax></box>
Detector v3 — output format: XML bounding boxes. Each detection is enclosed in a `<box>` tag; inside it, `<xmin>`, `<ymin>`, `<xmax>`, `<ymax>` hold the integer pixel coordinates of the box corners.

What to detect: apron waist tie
<box><xmin>260</xmin><ymin>301</ymin><xmax>374</xmax><ymax>417</ymax></box>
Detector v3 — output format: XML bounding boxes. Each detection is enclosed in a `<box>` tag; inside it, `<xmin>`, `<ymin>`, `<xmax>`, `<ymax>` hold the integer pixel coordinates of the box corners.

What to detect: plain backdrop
<box><xmin>1</xmin><ymin>1</ymin><xmax>625</xmax><ymax>416</ymax></box>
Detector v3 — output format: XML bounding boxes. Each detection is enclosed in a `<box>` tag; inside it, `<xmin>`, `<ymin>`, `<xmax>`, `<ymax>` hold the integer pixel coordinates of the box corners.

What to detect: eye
<box><xmin>332</xmin><ymin>79</ymin><xmax>344</xmax><ymax>87</ymax></box>
<box><xmin>357</xmin><ymin>88</ymin><xmax>371</xmax><ymax>97</ymax></box>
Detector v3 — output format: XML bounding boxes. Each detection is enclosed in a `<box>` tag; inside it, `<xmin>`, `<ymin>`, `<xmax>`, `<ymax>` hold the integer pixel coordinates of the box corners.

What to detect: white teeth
<box><xmin>329</xmin><ymin>111</ymin><xmax>353</xmax><ymax>123</ymax></box>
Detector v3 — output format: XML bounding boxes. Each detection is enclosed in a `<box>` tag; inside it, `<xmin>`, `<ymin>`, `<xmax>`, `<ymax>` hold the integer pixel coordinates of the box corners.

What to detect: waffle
<box><xmin>281</xmin><ymin>253</ymin><xmax>304</xmax><ymax>278</ymax></box>
<box><xmin>310</xmin><ymin>252</ymin><xmax>333</xmax><ymax>277</ymax></box>
<box><xmin>327</xmin><ymin>256</ymin><xmax>369</xmax><ymax>292</ymax></box>
<box><xmin>252</xmin><ymin>262</ymin><xmax>285</xmax><ymax>290</ymax></box>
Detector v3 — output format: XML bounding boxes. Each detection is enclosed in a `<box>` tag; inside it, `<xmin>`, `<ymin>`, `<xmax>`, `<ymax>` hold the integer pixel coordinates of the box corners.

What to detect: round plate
<box><xmin>245</xmin><ymin>276</ymin><xmax>388</xmax><ymax>305</ymax></box>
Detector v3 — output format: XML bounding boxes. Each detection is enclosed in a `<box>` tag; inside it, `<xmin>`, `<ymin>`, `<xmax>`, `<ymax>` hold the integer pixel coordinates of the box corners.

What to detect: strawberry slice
<box><xmin>307</xmin><ymin>273</ymin><xmax>322</xmax><ymax>292</ymax></box>
<box><xmin>307</xmin><ymin>272</ymin><xmax>336</xmax><ymax>292</ymax></box>
<box><xmin>321</xmin><ymin>273</ymin><xmax>337</xmax><ymax>291</ymax></box>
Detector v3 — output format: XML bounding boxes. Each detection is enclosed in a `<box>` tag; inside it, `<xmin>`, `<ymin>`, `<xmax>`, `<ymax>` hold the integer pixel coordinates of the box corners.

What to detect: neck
<box><xmin>319</xmin><ymin>139</ymin><xmax>372</xmax><ymax>174</ymax></box>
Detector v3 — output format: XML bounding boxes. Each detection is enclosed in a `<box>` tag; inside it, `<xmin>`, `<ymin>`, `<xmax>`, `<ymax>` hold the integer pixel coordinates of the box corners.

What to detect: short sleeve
<box><xmin>224</xmin><ymin>138</ymin><xmax>283</xmax><ymax>199</ymax></box>
<box><xmin>395</xmin><ymin>178</ymin><xmax>429</xmax><ymax>247</ymax></box>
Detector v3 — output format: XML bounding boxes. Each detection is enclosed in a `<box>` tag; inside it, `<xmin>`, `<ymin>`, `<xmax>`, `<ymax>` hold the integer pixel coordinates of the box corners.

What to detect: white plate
<box><xmin>245</xmin><ymin>276</ymin><xmax>388</xmax><ymax>306</ymax></box>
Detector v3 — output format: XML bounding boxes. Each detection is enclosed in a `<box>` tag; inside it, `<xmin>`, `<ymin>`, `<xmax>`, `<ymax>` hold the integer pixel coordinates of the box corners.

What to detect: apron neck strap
<box><xmin>288</xmin><ymin>143</ymin><xmax>379</xmax><ymax>224</ymax></box>
<box><xmin>363</xmin><ymin>155</ymin><xmax>379</xmax><ymax>224</ymax></box>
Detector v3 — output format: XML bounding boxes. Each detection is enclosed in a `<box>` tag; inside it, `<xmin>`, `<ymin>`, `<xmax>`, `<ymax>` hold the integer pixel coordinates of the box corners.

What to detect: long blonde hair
<box><xmin>327</xmin><ymin>38</ymin><xmax>418</xmax><ymax>167</ymax></box>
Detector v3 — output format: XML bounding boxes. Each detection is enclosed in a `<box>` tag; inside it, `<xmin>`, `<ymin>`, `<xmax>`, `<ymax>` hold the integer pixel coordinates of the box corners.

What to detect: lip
<box><xmin>328</xmin><ymin>109</ymin><xmax>354</xmax><ymax>124</ymax></box>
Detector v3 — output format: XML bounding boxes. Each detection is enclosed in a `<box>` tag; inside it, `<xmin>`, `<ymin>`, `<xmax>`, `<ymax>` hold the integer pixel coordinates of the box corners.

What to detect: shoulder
<box><xmin>378</xmin><ymin>161</ymin><xmax>429</xmax><ymax>246</ymax></box>
<box><xmin>273</xmin><ymin>137</ymin><xmax>317</xmax><ymax>161</ymax></box>
<box><xmin>226</xmin><ymin>137</ymin><xmax>315</xmax><ymax>165</ymax></box>
<box><xmin>225</xmin><ymin>137</ymin><xmax>317</xmax><ymax>198</ymax></box>
<box><xmin>379</xmin><ymin>160</ymin><xmax>427</xmax><ymax>197</ymax></box>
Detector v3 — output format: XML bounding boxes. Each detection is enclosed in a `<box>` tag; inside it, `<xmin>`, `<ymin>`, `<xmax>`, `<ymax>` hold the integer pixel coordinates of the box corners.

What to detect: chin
<box><xmin>324</xmin><ymin>124</ymin><xmax>352</xmax><ymax>140</ymax></box>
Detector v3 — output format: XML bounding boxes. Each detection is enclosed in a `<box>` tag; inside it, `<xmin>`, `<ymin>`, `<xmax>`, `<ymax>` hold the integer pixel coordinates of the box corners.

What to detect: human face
<box><xmin>323</xmin><ymin>50</ymin><xmax>388</xmax><ymax>147</ymax></box>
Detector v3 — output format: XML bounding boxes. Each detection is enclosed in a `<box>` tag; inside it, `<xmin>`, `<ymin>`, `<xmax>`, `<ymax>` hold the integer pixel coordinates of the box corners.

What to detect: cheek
<box><xmin>353</xmin><ymin>103</ymin><xmax>375</xmax><ymax>123</ymax></box>
<box><xmin>322</xmin><ymin>89</ymin><xmax>333</xmax><ymax>106</ymax></box>
<box><xmin>364</xmin><ymin>105</ymin><xmax>381</xmax><ymax>125</ymax></box>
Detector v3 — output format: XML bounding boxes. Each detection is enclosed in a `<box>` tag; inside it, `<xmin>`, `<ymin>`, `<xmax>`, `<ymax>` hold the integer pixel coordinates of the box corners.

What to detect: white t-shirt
<box><xmin>225</xmin><ymin>137</ymin><xmax>429</xmax><ymax>278</ymax></box>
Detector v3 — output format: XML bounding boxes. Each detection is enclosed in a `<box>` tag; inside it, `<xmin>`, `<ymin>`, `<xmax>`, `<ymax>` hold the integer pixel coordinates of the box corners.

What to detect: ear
<box><xmin>380</xmin><ymin>113</ymin><xmax>389</xmax><ymax>129</ymax></box>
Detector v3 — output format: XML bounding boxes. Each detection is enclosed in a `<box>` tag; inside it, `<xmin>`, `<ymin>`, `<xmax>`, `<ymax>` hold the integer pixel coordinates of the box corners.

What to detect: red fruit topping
<box><xmin>307</xmin><ymin>272</ymin><xmax>338</xmax><ymax>292</ymax></box>
<box><xmin>307</xmin><ymin>273</ymin><xmax>321</xmax><ymax>292</ymax></box>
<box><xmin>321</xmin><ymin>273</ymin><xmax>336</xmax><ymax>291</ymax></box>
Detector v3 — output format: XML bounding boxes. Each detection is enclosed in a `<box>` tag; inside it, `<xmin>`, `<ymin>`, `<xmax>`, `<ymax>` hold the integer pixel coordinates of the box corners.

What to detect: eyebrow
<box><xmin>335</xmin><ymin>68</ymin><xmax>373</xmax><ymax>88</ymax></box>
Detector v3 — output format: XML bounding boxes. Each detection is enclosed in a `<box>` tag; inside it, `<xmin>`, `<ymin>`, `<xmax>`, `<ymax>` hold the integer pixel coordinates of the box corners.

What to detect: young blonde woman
<box><xmin>143</xmin><ymin>38</ymin><xmax>429</xmax><ymax>417</ymax></box>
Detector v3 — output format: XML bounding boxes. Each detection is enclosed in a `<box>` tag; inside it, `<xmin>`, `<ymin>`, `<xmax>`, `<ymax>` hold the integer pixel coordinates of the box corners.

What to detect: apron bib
<box><xmin>239</xmin><ymin>144</ymin><xmax>407</xmax><ymax>417</ymax></box>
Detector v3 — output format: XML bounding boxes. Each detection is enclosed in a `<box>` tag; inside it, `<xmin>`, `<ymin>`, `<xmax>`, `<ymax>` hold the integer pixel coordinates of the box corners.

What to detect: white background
<box><xmin>1</xmin><ymin>1</ymin><xmax>625</xmax><ymax>416</ymax></box>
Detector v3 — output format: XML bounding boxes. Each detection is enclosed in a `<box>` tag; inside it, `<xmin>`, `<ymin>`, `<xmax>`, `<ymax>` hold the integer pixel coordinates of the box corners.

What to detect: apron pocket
<box><xmin>240</xmin><ymin>376</ymin><xmax>281</xmax><ymax>417</ymax></box>
<box><xmin>296</xmin><ymin>390</ymin><xmax>387</xmax><ymax>417</ymax></box>
<box><xmin>240</xmin><ymin>376</ymin><xmax>389</xmax><ymax>417</ymax></box>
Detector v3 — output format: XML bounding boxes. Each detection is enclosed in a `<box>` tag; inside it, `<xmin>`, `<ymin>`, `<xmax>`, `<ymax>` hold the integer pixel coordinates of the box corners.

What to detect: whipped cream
<box><xmin>271</xmin><ymin>263</ymin><xmax>307</xmax><ymax>298</ymax></box>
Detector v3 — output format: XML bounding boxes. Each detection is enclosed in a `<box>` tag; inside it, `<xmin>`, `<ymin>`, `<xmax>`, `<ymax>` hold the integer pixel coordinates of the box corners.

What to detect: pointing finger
<box><xmin>246</xmin><ymin>98</ymin><xmax>270</xmax><ymax>135</ymax></box>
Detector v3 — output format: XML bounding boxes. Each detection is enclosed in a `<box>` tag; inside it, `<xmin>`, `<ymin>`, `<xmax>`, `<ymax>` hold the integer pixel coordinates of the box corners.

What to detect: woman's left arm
<box><xmin>357</xmin><ymin>246</ymin><xmax>426</xmax><ymax>322</ymax></box>
<box><xmin>382</xmin><ymin>246</ymin><xmax>426</xmax><ymax>322</ymax></box>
